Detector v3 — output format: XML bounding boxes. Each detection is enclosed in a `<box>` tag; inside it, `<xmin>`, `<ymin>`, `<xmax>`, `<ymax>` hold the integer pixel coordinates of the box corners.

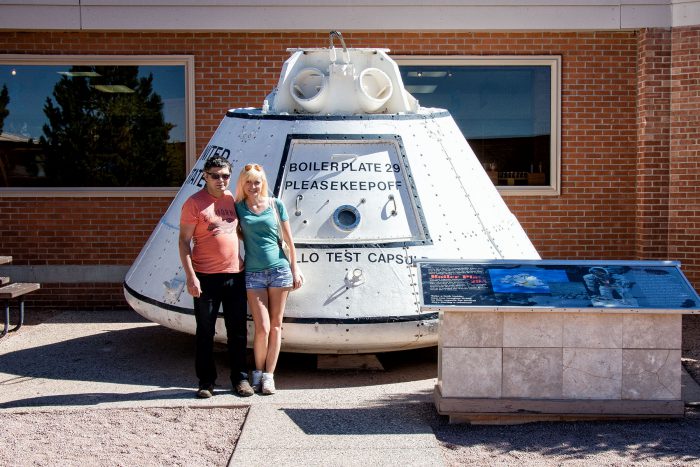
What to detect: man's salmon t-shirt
<box><xmin>180</xmin><ymin>189</ymin><xmax>244</xmax><ymax>274</ymax></box>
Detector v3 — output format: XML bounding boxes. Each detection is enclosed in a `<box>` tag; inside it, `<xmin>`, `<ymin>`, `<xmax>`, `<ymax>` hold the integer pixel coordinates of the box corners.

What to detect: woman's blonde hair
<box><xmin>234</xmin><ymin>163</ymin><xmax>269</xmax><ymax>201</ymax></box>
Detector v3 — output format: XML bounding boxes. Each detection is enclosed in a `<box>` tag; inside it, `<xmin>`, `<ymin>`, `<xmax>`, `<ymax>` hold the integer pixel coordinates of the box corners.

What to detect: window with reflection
<box><xmin>0</xmin><ymin>59</ymin><xmax>189</xmax><ymax>189</ymax></box>
<box><xmin>397</xmin><ymin>57</ymin><xmax>560</xmax><ymax>193</ymax></box>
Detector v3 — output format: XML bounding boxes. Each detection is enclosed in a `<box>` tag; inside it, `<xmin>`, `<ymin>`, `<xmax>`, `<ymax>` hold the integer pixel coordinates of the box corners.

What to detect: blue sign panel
<box><xmin>417</xmin><ymin>260</ymin><xmax>700</xmax><ymax>310</ymax></box>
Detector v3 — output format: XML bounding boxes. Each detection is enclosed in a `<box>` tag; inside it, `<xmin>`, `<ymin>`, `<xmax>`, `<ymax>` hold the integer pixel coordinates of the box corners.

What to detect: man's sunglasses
<box><xmin>206</xmin><ymin>172</ymin><xmax>231</xmax><ymax>180</ymax></box>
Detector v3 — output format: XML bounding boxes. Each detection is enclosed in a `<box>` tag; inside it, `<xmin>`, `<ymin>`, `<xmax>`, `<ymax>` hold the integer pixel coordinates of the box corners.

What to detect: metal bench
<box><xmin>1</xmin><ymin>282</ymin><xmax>40</xmax><ymax>338</ymax></box>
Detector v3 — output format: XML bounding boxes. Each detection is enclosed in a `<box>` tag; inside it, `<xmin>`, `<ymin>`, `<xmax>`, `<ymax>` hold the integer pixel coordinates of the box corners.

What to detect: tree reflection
<box><xmin>0</xmin><ymin>84</ymin><xmax>10</xmax><ymax>185</ymax></box>
<box><xmin>40</xmin><ymin>66</ymin><xmax>181</xmax><ymax>187</ymax></box>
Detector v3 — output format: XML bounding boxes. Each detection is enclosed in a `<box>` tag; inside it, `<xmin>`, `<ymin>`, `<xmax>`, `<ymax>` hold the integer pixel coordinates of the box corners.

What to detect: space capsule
<box><xmin>124</xmin><ymin>32</ymin><xmax>540</xmax><ymax>353</ymax></box>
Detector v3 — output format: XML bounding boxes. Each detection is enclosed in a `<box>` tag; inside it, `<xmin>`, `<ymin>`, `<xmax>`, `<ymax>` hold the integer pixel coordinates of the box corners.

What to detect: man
<box><xmin>179</xmin><ymin>156</ymin><xmax>253</xmax><ymax>398</ymax></box>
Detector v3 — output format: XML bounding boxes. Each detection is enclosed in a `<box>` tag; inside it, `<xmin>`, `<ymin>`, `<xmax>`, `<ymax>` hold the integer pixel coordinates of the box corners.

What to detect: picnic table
<box><xmin>0</xmin><ymin>256</ymin><xmax>40</xmax><ymax>338</ymax></box>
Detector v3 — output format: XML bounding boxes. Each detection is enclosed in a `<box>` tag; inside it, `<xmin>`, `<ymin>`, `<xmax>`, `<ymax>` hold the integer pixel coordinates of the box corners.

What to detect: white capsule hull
<box><xmin>124</xmin><ymin>109</ymin><xmax>539</xmax><ymax>353</ymax></box>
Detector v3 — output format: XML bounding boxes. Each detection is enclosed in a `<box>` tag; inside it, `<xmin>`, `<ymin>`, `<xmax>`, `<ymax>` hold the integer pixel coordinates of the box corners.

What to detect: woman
<box><xmin>234</xmin><ymin>163</ymin><xmax>303</xmax><ymax>394</ymax></box>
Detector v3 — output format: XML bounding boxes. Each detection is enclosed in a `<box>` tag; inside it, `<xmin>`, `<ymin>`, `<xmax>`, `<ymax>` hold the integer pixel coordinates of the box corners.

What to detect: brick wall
<box><xmin>0</xmin><ymin>196</ymin><xmax>170</xmax><ymax>310</ymax></box>
<box><xmin>668</xmin><ymin>26</ymin><xmax>700</xmax><ymax>285</ymax></box>
<box><xmin>0</xmin><ymin>29</ymin><xmax>696</xmax><ymax>308</ymax></box>
<box><xmin>27</xmin><ymin>284</ymin><xmax>126</xmax><ymax>311</ymax></box>
<box><xmin>635</xmin><ymin>28</ymin><xmax>671</xmax><ymax>260</ymax></box>
<box><xmin>0</xmin><ymin>197</ymin><xmax>169</xmax><ymax>265</ymax></box>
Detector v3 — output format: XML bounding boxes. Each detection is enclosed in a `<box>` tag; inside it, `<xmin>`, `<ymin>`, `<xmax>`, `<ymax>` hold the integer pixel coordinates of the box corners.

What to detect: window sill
<box><xmin>0</xmin><ymin>187</ymin><xmax>179</xmax><ymax>197</ymax></box>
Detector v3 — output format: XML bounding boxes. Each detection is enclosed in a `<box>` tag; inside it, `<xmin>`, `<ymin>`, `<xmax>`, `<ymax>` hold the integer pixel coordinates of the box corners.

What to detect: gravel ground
<box><xmin>0</xmin><ymin>406</ymin><xmax>247</xmax><ymax>467</ymax></box>
<box><xmin>432</xmin><ymin>407</ymin><xmax>700</xmax><ymax>466</ymax></box>
<box><xmin>3</xmin><ymin>312</ymin><xmax>700</xmax><ymax>466</ymax></box>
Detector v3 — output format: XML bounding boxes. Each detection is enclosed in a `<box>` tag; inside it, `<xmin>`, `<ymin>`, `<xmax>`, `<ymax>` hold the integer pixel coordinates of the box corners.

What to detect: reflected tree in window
<box><xmin>40</xmin><ymin>66</ymin><xmax>177</xmax><ymax>187</ymax></box>
<box><xmin>0</xmin><ymin>84</ymin><xmax>10</xmax><ymax>185</ymax></box>
<box><xmin>0</xmin><ymin>84</ymin><xmax>8</xmax><ymax>133</ymax></box>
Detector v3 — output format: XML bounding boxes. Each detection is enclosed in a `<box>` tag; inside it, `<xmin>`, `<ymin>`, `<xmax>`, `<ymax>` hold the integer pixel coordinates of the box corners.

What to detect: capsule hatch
<box><xmin>274</xmin><ymin>135</ymin><xmax>430</xmax><ymax>246</ymax></box>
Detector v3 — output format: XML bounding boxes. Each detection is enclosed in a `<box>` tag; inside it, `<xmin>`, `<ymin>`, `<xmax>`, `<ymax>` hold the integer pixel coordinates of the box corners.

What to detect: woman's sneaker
<box><xmin>262</xmin><ymin>372</ymin><xmax>275</xmax><ymax>395</ymax></box>
<box><xmin>251</xmin><ymin>370</ymin><xmax>263</xmax><ymax>393</ymax></box>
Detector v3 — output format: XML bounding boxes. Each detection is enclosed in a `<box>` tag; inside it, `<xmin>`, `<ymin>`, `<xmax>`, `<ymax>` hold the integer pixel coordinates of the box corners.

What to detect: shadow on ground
<box><xmin>428</xmin><ymin>406</ymin><xmax>700</xmax><ymax>464</ymax></box>
<box><xmin>0</xmin><ymin>389</ymin><xmax>196</xmax><ymax>408</ymax></box>
<box><xmin>284</xmin><ymin>405</ymin><xmax>435</xmax><ymax>435</ymax></box>
<box><xmin>0</xmin><ymin>310</ymin><xmax>437</xmax><ymax>408</ymax></box>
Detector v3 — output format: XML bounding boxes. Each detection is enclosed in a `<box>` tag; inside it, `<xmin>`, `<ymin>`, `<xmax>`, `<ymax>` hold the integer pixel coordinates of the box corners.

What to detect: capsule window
<box><xmin>333</xmin><ymin>205</ymin><xmax>361</xmax><ymax>231</ymax></box>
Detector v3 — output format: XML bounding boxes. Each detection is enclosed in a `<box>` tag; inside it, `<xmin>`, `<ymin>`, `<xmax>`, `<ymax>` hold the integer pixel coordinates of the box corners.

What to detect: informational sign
<box><xmin>417</xmin><ymin>260</ymin><xmax>700</xmax><ymax>310</ymax></box>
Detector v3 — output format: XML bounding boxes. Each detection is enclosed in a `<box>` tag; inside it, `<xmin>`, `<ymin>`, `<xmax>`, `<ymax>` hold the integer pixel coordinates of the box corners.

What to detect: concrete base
<box><xmin>434</xmin><ymin>386</ymin><xmax>685</xmax><ymax>424</ymax></box>
<box><xmin>436</xmin><ymin>309</ymin><xmax>689</xmax><ymax>424</ymax></box>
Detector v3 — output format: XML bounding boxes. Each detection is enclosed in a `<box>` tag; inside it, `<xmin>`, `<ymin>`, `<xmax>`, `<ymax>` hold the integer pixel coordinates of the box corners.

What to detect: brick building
<box><xmin>0</xmin><ymin>1</ymin><xmax>698</xmax><ymax>310</ymax></box>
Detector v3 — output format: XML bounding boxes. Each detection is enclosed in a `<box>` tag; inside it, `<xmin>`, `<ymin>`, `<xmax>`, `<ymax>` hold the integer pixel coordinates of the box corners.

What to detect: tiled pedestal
<box><xmin>435</xmin><ymin>310</ymin><xmax>686</xmax><ymax>424</ymax></box>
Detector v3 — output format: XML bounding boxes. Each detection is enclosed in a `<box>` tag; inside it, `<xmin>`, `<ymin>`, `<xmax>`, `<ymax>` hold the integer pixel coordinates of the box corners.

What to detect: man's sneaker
<box><xmin>196</xmin><ymin>386</ymin><xmax>213</xmax><ymax>399</ymax></box>
<box><xmin>235</xmin><ymin>379</ymin><xmax>254</xmax><ymax>397</ymax></box>
<box><xmin>251</xmin><ymin>370</ymin><xmax>263</xmax><ymax>393</ymax></box>
<box><xmin>262</xmin><ymin>372</ymin><xmax>275</xmax><ymax>395</ymax></box>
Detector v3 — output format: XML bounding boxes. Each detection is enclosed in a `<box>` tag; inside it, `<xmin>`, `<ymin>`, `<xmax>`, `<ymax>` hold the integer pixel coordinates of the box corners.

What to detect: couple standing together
<box><xmin>178</xmin><ymin>156</ymin><xmax>303</xmax><ymax>398</ymax></box>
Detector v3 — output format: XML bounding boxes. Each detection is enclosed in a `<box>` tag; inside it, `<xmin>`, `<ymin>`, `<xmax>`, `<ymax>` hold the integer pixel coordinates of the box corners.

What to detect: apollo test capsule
<box><xmin>124</xmin><ymin>32</ymin><xmax>540</xmax><ymax>353</ymax></box>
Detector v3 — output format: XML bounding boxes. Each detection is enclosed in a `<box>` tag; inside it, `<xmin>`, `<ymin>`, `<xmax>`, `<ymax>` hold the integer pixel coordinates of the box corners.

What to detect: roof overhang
<box><xmin>0</xmin><ymin>1</ymin><xmax>698</xmax><ymax>31</ymax></box>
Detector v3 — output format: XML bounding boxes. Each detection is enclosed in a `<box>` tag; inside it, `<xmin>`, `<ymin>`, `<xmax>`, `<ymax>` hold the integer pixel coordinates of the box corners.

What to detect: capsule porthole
<box><xmin>332</xmin><ymin>205</ymin><xmax>361</xmax><ymax>231</ymax></box>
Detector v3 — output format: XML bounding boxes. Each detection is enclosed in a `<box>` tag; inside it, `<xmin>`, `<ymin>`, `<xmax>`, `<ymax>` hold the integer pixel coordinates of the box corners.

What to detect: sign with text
<box><xmin>279</xmin><ymin>135</ymin><xmax>428</xmax><ymax>245</ymax></box>
<box><xmin>418</xmin><ymin>260</ymin><xmax>700</xmax><ymax>310</ymax></box>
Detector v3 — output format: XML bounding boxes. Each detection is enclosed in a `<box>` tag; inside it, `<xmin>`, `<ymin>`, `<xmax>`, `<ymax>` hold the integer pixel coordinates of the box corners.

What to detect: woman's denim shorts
<box><xmin>245</xmin><ymin>266</ymin><xmax>293</xmax><ymax>289</ymax></box>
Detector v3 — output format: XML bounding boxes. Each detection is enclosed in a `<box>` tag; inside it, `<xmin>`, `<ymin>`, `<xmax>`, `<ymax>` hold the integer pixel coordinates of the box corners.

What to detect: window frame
<box><xmin>393</xmin><ymin>55</ymin><xmax>561</xmax><ymax>196</ymax></box>
<box><xmin>0</xmin><ymin>54</ymin><xmax>195</xmax><ymax>197</ymax></box>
